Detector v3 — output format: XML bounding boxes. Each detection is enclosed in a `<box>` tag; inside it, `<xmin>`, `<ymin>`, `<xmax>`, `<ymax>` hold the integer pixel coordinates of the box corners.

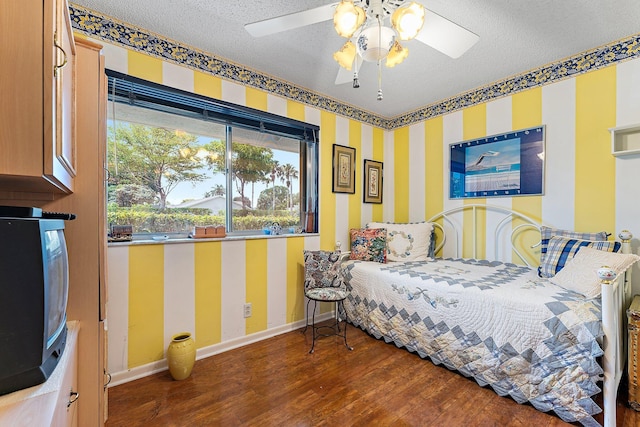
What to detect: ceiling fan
<box><xmin>245</xmin><ymin>0</ymin><xmax>479</xmax><ymax>100</ymax></box>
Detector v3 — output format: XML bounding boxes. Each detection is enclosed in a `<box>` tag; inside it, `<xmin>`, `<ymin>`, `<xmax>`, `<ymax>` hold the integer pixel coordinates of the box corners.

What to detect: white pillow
<box><xmin>367</xmin><ymin>221</ymin><xmax>433</xmax><ymax>262</ymax></box>
<box><xmin>550</xmin><ymin>246</ymin><xmax>640</xmax><ymax>298</ymax></box>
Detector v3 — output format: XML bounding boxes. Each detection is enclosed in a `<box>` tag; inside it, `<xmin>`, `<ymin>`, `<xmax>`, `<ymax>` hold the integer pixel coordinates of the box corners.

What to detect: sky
<box><xmin>167</xmin><ymin>149</ymin><xmax>299</xmax><ymax>207</ymax></box>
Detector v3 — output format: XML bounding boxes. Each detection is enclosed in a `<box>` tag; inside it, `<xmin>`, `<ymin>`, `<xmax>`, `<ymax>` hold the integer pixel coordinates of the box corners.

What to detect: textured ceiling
<box><xmin>70</xmin><ymin>0</ymin><xmax>640</xmax><ymax>118</ymax></box>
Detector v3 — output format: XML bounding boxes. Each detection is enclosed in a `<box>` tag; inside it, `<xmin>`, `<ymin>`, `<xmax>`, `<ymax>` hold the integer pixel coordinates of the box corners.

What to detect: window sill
<box><xmin>107</xmin><ymin>232</ymin><xmax>318</xmax><ymax>247</ymax></box>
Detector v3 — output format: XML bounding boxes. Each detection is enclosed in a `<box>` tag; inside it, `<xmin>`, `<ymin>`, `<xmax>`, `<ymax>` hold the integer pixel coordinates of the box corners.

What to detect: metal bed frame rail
<box><xmin>601</xmin><ymin>232</ymin><xmax>632</xmax><ymax>427</ymax></box>
<box><xmin>427</xmin><ymin>204</ymin><xmax>541</xmax><ymax>265</ymax></box>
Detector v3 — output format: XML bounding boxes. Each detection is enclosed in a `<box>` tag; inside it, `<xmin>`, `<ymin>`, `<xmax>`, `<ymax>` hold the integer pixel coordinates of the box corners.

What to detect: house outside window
<box><xmin>106</xmin><ymin>71</ymin><xmax>319</xmax><ymax>239</ymax></box>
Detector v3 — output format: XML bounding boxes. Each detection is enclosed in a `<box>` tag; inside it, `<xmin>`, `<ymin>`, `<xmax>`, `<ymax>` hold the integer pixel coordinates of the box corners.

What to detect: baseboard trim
<box><xmin>109</xmin><ymin>312</ymin><xmax>334</xmax><ymax>387</ymax></box>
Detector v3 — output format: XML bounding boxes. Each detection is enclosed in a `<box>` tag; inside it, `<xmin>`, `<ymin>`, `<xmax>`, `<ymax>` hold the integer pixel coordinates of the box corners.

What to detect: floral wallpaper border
<box><xmin>69</xmin><ymin>4</ymin><xmax>640</xmax><ymax>130</ymax></box>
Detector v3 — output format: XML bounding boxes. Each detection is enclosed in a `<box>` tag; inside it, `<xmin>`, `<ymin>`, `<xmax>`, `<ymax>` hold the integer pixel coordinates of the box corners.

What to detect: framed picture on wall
<box><xmin>332</xmin><ymin>144</ymin><xmax>356</xmax><ymax>194</ymax></box>
<box><xmin>363</xmin><ymin>159</ymin><xmax>383</xmax><ymax>203</ymax></box>
<box><xmin>449</xmin><ymin>125</ymin><xmax>545</xmax><ymax>199</ymax></box>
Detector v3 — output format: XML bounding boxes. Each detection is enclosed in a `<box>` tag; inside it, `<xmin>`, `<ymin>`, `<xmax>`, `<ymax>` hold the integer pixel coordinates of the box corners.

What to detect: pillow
<box><xmin>367</xmin><ymin>221</ymin><xmax>434</xmax><ymax>261</ymax></box>
<box><xmin>349</xmin><ymin>228</ymin><xmax>387</xmax><ymax>263</ymax></box>
<box><xmin>538</xmin><ymin>236</ymin><xmax>621</xmax><ymax>278</ymax></box>
<box><xmin>551</xmin><ymin>247</ymin><xmax>640</xmax><ymax>298</ymax></box>
<box><xmin>538</xmin><ymin>226</ymin><xmax>609</xmax><ymax>277</ymax></box>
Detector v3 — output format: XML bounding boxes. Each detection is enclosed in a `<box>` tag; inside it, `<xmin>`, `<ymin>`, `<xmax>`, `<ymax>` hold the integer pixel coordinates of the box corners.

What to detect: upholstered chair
<box><xmin>302</xmin><ymin>250</ymin><xmax>353</xmax><ymax>354</ymax></box>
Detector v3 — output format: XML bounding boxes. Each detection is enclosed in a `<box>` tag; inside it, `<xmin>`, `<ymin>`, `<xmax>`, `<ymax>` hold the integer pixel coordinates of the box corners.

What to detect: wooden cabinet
<box><xmin>43</xmin><ymin>37</ymin><xmax>107</xmax><ymax>426</ymax></box>
<box><xmin>0</xmin><ymin>3</ymin><xmax>107</xmax><ymax>425</ymax></box>
<box><xmin>52</xmin><ymin>322</ymin><xmax>80</xmax><ymax>427</ymax></box>
<box><xmin>0</xmin><ymin>0</ymin><xmax>76</xmax><ymax>196</ymax></box>
<box><xmin>0</xmin><ymin>37</ymin><xmax>109</xmax><ymax>426</ymax></box>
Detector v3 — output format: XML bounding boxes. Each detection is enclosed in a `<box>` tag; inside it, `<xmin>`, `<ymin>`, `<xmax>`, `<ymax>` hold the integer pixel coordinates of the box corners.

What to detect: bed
<box><xmin>341</xmin><ymin>205</ymin><xmax>638</xmax><ymax>427</ymax></box>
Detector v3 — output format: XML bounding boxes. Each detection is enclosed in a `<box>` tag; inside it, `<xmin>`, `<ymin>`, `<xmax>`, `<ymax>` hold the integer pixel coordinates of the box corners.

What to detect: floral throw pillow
<box><xmin>350</xmin><ymin>228</ymin><xmax>387</xmax><ymax>263</ymax></box>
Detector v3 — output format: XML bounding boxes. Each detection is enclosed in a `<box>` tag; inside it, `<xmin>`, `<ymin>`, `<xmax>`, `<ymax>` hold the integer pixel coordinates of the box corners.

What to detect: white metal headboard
<box><xmin>427</xmin><ymin>204</ymin><xmax>541</xmax><ymax>266</ymax></box>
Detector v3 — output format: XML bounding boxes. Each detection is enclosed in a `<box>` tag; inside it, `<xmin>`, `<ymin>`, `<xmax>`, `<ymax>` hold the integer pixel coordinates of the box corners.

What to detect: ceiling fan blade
<box><xmin>245</xmin><ymin>3</ymin><xmax>338</xmax><ymax>37</ymax></box>
<box><xmin>414</xmin><ymin>9</ymin><xmax>479</xmax><ymax>59</ymax></box>
<box><xmin>335</xmin><ymin>56</ymin><xmax>363</xmax><ymax>85</ymax></box>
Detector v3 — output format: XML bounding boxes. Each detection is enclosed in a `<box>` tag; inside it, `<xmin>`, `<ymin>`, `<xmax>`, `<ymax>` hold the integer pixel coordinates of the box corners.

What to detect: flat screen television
<box><xmin>0</xmin><ymin>217</ymin><xmax>69</xmax><ymax>395</ymax></box>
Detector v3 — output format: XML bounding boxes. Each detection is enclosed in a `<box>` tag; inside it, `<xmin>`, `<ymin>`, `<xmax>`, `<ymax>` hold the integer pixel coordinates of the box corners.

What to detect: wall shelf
<box><xmin>610</xmin><ymin>124</ymin><xmax>640</xmax><ymax>157</ymax></box>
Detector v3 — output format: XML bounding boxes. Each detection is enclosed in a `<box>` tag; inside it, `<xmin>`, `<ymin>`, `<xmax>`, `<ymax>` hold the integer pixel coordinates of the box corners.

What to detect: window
<box><xmin>106</xmin><ymin>71</ymin><xmax>319</xmax><ymax>239</ymax></box>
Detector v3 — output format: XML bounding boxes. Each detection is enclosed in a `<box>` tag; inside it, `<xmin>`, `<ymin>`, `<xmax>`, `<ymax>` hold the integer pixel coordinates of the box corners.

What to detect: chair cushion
<box><xmin>306</xmin><ymin>287</ymin><xmax>348</xmax><ymax>301</ymax></box>
<box><xmin>303</xmin><ymin>250</ymin><xmax>345</xmax><ymax>294</ymax></box>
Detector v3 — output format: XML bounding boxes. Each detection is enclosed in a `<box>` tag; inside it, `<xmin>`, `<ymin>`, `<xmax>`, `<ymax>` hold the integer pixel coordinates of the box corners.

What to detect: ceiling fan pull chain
<box><xmin>377</xmin><ymin>15</ymin><xmax>383</xmax><ymax>101</ymax></box>
<box><xmin>377</xmin><ymin>59</ymin><xmax>383</xmax><ymax>101</ymax></box>
<box><xmin>353</xmin><ymin>55</ymin><xmax>360</xmax><ymax>88</ymax></box>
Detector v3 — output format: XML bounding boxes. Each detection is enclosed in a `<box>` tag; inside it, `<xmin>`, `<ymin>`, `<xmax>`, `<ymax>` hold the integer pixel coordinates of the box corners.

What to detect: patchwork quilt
<box><xmin>342</xmin><ymin>258</ymin><xmax>604</xmax><ymax>426</ymax></box>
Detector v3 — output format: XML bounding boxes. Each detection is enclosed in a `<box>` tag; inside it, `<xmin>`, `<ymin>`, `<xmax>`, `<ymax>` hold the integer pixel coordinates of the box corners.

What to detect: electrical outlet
<box><xmin>243</xmin><ymin>303</ymin><xmax>252</xmax><ymax>318</ymax></box>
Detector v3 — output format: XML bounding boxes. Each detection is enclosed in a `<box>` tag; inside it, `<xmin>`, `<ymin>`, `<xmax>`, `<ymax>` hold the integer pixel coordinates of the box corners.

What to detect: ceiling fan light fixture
<box><xmin>333</xmin><ymin>1</ymin><xmax>366</xmax><ymax>38</ymax></box>
<box><xmin>357</xmin><ymin>24</ymin><xmax>396</xmax><ymax>62</ymax></box>
<box><xmin>385</xmin><ymin>41</ymin><xmax>409</xmax><ymax>67</ymax></box>
<box><xmin>333</xmin><ymin>41</ymin><xmax>357</xmax><ymax>70</ymax></box>
<box><xmin>391</xmin><ymin>2</ymin><xmax>425</xmax><ymax>40</ymax></box>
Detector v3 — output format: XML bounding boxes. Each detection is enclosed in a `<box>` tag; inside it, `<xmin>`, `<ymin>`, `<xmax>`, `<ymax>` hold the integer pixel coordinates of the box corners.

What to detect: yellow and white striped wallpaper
<box><xmin>102</xmin><ymin>43</ymin><xmax>388</xmax><ymax>383</ymax></box>
<box><xmin>97</xmin><ymin>40</ymin><xmax>640</xmax><ymax>384</ymax></box>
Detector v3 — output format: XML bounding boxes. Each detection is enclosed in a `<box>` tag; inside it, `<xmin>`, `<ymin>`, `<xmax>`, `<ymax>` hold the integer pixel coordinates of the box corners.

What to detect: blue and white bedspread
<box><xmin>342</xmin><ymin>258</ymin><xmax>604</xmax><ymax>426</ymax></box>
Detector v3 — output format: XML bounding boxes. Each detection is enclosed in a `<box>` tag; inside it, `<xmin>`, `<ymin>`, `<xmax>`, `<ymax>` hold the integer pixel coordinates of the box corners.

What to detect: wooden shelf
<box><xmin>610</xmin><ymin>124</ymin><xmax>640</xmax><ymax>157</ymax></box>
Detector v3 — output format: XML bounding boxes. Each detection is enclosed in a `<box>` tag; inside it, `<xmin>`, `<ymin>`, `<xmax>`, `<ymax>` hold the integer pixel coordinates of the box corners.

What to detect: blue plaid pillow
<box><xmin>538</xmin><ymin>226</ymin><xmax>608</xmax><ymax>277</ymax></box>
<box><xmin>538</xmin><ymin>236</ymin><xmax>621</xmax><ymax>278</ymax></box>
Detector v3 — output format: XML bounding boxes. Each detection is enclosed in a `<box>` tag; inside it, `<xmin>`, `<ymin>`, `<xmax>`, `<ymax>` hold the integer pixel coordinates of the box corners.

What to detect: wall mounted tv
<box><xmin>0</xmin><ymin>217</ymin><xmax>69</xmax><ymax>395</ymax></box>
<box><xmin>449</xmin><ymin>126</ymin><xmax>545</xmax><ymax>199</ymax></box>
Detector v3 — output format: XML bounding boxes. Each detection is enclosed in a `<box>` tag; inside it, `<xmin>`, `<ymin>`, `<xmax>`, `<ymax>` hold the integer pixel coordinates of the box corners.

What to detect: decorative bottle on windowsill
<box><xmin>167</xmin><ymin>332</ymin><xmax>196</xmax><ymax>380</ymax></box>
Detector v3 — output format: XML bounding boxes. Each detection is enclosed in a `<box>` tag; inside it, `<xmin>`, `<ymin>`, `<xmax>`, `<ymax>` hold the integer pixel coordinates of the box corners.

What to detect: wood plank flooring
<box><xmin>105</xmin><ymin>322</ymin><xmax>639</xmax><ymax>426</ymax></box>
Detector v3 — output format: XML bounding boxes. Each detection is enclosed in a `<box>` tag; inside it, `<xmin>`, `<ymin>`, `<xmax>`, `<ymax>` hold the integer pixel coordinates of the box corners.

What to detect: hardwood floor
<box><xmin>106</xmin><ymin>322</ymin><xmax>639</xmax><ymax>426</ymax></box>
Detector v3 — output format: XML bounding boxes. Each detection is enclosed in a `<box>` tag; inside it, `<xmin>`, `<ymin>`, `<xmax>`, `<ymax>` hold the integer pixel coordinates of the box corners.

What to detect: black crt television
<box><xmin>0</xmin><ymin>217</ymin><xmax>69</xmax><ymax>395</ymax></box>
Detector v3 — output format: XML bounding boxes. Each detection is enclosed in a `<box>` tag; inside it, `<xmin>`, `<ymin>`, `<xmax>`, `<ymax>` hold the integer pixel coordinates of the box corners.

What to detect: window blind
<box><xmin>106</xmin><ymin>70</ymin><xmax>319</xmax><ymax>143</ymax></box>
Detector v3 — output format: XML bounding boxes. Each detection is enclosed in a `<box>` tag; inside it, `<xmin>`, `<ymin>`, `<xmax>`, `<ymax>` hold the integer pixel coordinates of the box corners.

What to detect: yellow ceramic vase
<box><xmin>166</xmin><ymin>332</ymin><xmax>196</xmax><ymax>380</ymax></box>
